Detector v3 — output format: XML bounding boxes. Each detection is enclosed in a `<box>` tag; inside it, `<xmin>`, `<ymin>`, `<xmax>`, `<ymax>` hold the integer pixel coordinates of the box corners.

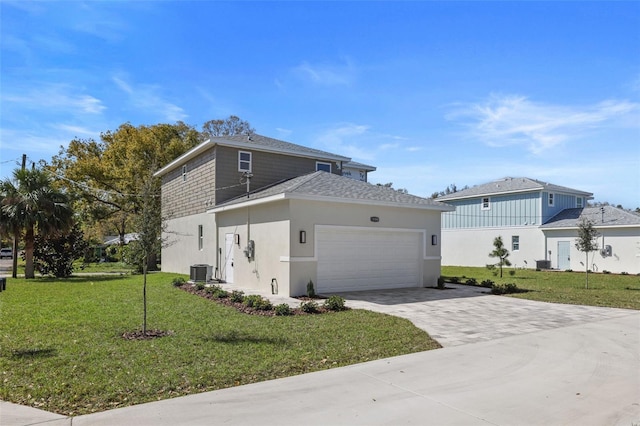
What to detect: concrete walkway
<box><xmin>2</xmin><ymin>281</ymin><xmax>639</xmax><ymax>425</ymax></box>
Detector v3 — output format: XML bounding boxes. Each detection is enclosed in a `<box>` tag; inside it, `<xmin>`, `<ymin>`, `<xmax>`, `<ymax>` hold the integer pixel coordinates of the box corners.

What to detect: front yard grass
<box><xmin>0</xmin><ymin>273</ymin><xmax>439</xmax><ymax>416</ymax></box>
<box><xmin>442</xmin><ymin>266</ymin><xmax>640</xmax><ymax>310</ymax></box>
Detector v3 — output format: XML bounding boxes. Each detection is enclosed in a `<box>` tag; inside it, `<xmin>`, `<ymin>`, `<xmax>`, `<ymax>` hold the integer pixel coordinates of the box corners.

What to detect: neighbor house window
<box><xmin>316</xmin><ymin>161</ymin><xmax>331</xmax><ymax>173</ymax></box>
<box><xmin>198</xmin><ymin>225</ymin><xmax>204</xmax><ymax>251</ymax></box>
<box><xmin>548</xmin><ymin>193</ymin><xmax>554</xmax><ymax>206</ymax></box>
<box><xmin>238</xmin><ymin>151</ymin><xmax>252</xmax><ymax>172</ymax></box>
<box><xmin>577</xmin><ymin>197</ymin><xmax>583</xmax><ymax>208</ymax></box>
<box><xmin>182</xmin><ymin>165</ymin><xmax>187</xmax><ymax>182</ymax></box>
<box><xmin>512</xmin><ymin>235</ymin><xmax>520</xmax><ymax>251</ymax></box>
<box><xmin>481</xmin><ymin>197</ymin><xmax>490</xmax><ymax>210</ymax></box>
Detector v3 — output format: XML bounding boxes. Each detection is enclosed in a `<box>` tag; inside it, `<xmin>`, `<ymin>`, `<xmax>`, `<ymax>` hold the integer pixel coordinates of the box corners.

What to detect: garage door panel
<box><xmin>316</xmin><ymin>228</ymin><xmax>422</xmax><ymax>293</ymax></box>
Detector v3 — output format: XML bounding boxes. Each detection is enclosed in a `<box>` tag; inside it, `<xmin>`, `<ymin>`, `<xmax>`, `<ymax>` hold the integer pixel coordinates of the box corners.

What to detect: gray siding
<box><xmin>214</xmin><ymin>146</ymin><xmax>340</xmax><ymax>204</ymax></box>
<box><xmin>161</xmin><ymin>147</ymin><xmax>216</xmax><ymax>219</ymax></box>
<box><xmin>443</xmin><ymin>192</ymin><xmax>541</xmax><ymax>229</ymax></box>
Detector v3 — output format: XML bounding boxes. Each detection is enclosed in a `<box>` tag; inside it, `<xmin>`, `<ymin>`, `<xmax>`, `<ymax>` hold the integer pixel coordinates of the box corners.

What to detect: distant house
<box><xmin>438</xmin><ymin>177</ymin><xmax>640</xmax><ymax>274</ymax></box>
<box><xmin>154</xmin><ymin>133</ymin><xmax>452</xmax><ymax>296</ymax></box>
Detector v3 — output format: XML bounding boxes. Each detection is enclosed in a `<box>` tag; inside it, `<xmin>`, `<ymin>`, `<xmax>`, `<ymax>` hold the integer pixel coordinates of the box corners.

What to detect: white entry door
<box><xmin>224</xmin><ymin>233</ymin><xmax>235</xmax><ymax>283</ymax></box>
<box><xmin>316</xmin><ymin>227</ymin><xmax>422</xmax><ymax>293</ymax></box>
<box><xmin>558</xmin><ymin>241</ymin><xmax>571</xmax><ymax>270</ymax></box>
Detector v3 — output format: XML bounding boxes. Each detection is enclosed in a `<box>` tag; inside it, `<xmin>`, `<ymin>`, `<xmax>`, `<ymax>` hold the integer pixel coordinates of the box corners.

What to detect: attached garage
<box><xmin>212</xmin><ymin>171</ymin><xmax>454</xmax><ymax>297</ymax></box>
<box><xmin>316</xmin><ymin>227</ymin><xmax>423</xmax><ymax>293</ymax></box>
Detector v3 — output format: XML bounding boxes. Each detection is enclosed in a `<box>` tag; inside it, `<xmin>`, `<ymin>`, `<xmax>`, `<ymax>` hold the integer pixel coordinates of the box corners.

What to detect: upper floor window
<box><xmin>182</xmin><ymin>165</ymin><xmax>187</xmax><ymax>182</ymax></box>
<box><xmin>548</xmin><ymin>193</ymin><xmax>554</xmax><ymax>206</ymax></box>
<box><xmin>238</xmin><ymin>151</ymin><xmax>252</xmax><ymax>172</ymax></box>
<box><xmin>316</xmin><ymin>162</ymin><xmax>331</xmax><ymax>173</ymax></box>
<box><xmin>481</xmin><ymin>197</ymin><xmax>490</xmax><ymax>210</ymax></box>
<box><xmin>577</xmin><ymin>197</ymin><xmax>583</xmax><ymax>208</ymax></box>
<box><xmin>512</xmin><ymin>235</ymin><xmax>520</xmax><ymax>251</ymax></box>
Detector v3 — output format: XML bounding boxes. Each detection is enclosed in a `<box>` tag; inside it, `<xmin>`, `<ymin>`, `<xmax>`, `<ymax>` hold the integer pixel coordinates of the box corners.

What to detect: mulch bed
<box><xmin>121</xmin><ymin>329</ymin><xmax>174</xmax><ymax>340</ymax></box>
<box><xmin>178</xmin><ymin>284</ymin><xmax>342</xmax><ymax>316</ymax></box>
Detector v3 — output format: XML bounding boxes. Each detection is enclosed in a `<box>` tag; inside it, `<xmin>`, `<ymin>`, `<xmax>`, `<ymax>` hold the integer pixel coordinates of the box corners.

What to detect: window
<box><xmin>577</xmin><ymin>197</ymin><xmax>583</xmax><ymax>208</ymax></box>
<box><xmin>182</xmin><ymin>165</ymin><xmax>187</xmax><ymax>182</ymax></box>
<box><xmin>198</xmin><ymin>225</ymin><xmax>204</xmax><ymax>251</ymax></box>
<box><xmin>481</xmin><ymin>197</ymin><xmax>490</xmax><ymax>210</ymax></box>
<box><xmin>512</xmin><ymin>235</ymin><xmax>520</xmax><ymax>251</ymax></box>
<box><xmin>238</xmin><ymin>151</ymin><xmax>252</xmax><ymax>172</ymax></box>
<box><xmin>316</xmin><ymin>161</ymin><xmax>331</xmax><ymax>173</ymax></box>
<box><xmin>548</xmin><ymin>193</ymin><xmax>554</xmax><ymax>206</ymax></box>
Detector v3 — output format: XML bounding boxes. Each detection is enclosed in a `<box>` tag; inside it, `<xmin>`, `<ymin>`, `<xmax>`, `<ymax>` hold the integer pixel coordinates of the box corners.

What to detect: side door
<box><xmin>557</xmin><ymin>241</ymin><xmax>570</xmax><ymax>270</ymax></box>
<box><xmin>224</xmin><ymin>233</ymin><xmax>234</xmax><ymax>283</ymax></box>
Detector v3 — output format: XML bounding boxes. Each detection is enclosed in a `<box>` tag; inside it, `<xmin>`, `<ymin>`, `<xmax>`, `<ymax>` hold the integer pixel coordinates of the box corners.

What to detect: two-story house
<box><xmin>154</xmin><ymin>133</ymin><xmax>453</xmax><ymax>296</ymax></box>
<box><xmin>438</xmin><ymin>177</ymin><xmax>640</xmax><ymax>274</ymax></box>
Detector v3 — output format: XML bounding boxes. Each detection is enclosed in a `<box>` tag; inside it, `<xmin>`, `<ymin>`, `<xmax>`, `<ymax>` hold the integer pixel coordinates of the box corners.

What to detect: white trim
<box><xmin>238</xmin><ymin>150</ymin><xmax>252</xmax><ymax>172</ymax></box>
<box><xmin>280</xmin><ymin>256</ymin><xmax>317</xmax><ymax>262</ymax></box>
<box><xmin>210</xmin><ymin>192</ymin><xmax>454</xmax><ymax>214</ymax></box>
<box><xmin>315</xmin><ymin>161</ymin><xmax>332</xmax><ymax>173</ymax></box>
<box><xmin>215</xmin><ymin>138</ymin><xmax>350</xmax><ymax>163</ymax></box>
<box><xmin>481</xmin><ymin>197</ymin><xmax>490</xmax><ymax>211</ymax></box>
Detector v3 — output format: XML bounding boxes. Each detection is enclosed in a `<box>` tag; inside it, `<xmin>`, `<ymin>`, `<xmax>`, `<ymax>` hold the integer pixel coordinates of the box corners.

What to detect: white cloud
<box><xmin>3</xmin><ymin>83</ymin><xmax>106</xmax><ymax>115</ymax></box>
<box><xmin>292</xmin><ymin>58</ymin><xmax>356</xmax><ymax>87</ymax></box>
<box><xmin>112</xmin><ymin>75</ymin><xmax>187</xmax><ymax>122</ymax></box>
<box><xmin>448</xmin><ymin>94</ymin><xmax>639</xmax><ymax>155</ymax></box>
<box><xmin>275</xmin><ymin>127</ymin><xmax>293</xmax><ymax>138</ymax></box>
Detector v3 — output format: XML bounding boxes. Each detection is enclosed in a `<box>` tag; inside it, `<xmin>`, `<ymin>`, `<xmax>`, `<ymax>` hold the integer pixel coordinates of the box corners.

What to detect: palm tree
<box><xmin>0</xmin><ymin>168</ymin><xmax>74</xmax><ymax>279</ymax></box>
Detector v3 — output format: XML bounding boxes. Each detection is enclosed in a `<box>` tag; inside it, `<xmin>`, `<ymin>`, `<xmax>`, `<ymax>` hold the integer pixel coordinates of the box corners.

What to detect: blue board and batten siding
<box><xmin>541</xmin><ymin>192</ymin><xmax>580</xmax><ymax>224</ymax></box>
<box><xmin>442</xmin><ymin>192</ymin><xmax>541</xmax><ymax>229</ymax></box>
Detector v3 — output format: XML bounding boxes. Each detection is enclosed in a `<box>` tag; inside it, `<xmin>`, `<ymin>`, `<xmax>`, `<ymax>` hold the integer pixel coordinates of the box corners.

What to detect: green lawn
<box><xmin>442</xmin><ymin>266</ymin><xmax>640</xmax><ymax>310</ymax></box>
<box><xmin>0</xmin><ymin>273</ymin><xmax>439</xmax><ymax>416</ymax></box>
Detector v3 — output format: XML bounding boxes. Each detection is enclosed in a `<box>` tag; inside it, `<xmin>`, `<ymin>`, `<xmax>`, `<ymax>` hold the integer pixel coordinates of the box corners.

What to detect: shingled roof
<box><xmin>212</xmin><ymin>171</ymin><xmax>454</xmax><ymax>212</ymax></box>
<box><xmin>437</xmin><ymin>177</ymin><xmax>593</xmax><ymax>201</ymax></box>
<box><xmin>542</xmin><ymin>206</ymin><xmax>640</xmax><ymax>228</ymax></box>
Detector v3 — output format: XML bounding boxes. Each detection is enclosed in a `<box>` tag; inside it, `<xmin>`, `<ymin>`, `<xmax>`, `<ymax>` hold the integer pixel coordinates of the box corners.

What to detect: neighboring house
<box><xmin>154</xmin><ymin>133</ymin><xmax>452</xmax><ymax>296</ymax></box>
<box><xmin>438</xmin><ymin>177</ymin><xmax>640</xmax><ymax>274</ymax></box>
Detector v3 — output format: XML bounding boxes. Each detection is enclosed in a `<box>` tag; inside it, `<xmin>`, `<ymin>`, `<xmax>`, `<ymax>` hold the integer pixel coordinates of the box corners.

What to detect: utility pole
<box><xmin>244</xmin><ymin>172</ymin><xmax>253</xmax><ymax>198</ymax></box>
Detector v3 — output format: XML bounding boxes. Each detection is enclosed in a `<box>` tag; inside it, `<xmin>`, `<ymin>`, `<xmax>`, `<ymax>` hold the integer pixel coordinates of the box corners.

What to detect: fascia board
<box><xmin>154</xmin><ymin>139</ymin><xmax>213</xmax><ymax>177</ymax></box>
<box><xmin>284</xmin><ymin>193</ymin><xmax>456</xmax><ymax>212</ymax></box>
<box><xmin>208</xmin><ymin>194</ymin><xmax>287</xmax><ymax>213</ymax></box>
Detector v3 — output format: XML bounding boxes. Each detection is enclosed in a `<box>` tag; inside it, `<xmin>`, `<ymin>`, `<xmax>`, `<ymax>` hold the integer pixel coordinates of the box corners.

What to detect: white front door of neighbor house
<box><xmin>316</xmin><ymin>227</ymin><xmax>422</xmax><ymax>293</ymax></box>
<box><xmin>224</xmin><ymin>233</ymin><xmax>234</xmax><ymax>283</ymax></box>
<box><xmin>558</xmin><ymin>241</ymin><xmax>571</xmax><ymax>270</ymax></box>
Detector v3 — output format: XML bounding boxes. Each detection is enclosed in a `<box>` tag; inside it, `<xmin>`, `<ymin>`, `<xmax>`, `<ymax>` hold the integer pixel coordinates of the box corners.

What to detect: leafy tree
<box><xmin>575</xmin><ymin>218</ymin><xmax>599</xmax><ymax>289</ymax></box>
<box><xmin>488</xmin><ymin>236</ymin><xmax>511</xmax><ymax>278</ymax></box>
<box><xmin>431</xmin><ymin>183</ymin><xmax>469</xmax><ymax>199</ymax></box>
<box><xmin>33</xmin><ymin>224</ymin><xmax>88</xmax><ymax>277</ymax></box>
<box><xmin>51</xmin><ymin>122</ymin><xmax>201</xmax><ymax>267</ymax></box>
<box><xmin>0</xmin><ymin>168</ymin><xmax>74</xmax><ymax>278</ymax></box>
<box><xmin>201</xmin><ymin>115</ymin><xmax>255</xmax><ymax>140</ymax></box>
<box><xmin>376</xmin><ymin>182</ymin><xmax>408</xmax><ymax>194</ymax></box>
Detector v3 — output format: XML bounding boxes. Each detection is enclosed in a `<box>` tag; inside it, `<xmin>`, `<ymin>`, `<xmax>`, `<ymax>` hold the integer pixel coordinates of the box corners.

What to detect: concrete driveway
<box><xmin>2</xmin><ymin>284</ymin><xmax>639</xmax><ymax>425</ymax></box>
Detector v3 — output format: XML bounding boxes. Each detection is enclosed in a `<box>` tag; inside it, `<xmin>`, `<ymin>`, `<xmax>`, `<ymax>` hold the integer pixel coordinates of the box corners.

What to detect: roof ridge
<box><xmin>285</xmin><ymin>171</ymin><xmax>323</xmax><ymax>193</ymax></box>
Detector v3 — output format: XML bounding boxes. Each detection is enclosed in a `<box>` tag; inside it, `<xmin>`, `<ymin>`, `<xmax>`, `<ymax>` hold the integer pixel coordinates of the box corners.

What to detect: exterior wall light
<box><xmin>299</xmin><ymin>230</ymin><xmax>306</xmax><ymax>244</ymax></box>
<box><xmin>431</xmin><ymin>235</ymin><xmax>438</xmax><ymax>245</ymax></box>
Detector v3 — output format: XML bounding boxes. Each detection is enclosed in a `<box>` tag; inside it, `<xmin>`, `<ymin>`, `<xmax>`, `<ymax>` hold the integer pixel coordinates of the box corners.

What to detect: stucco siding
<box><xmin>215</xmin><ymin>201</ymin><xmax>291</xmax><ymax>294</ymax></box>
<box><xmin>442</xmin><ymin>227</ymin><xmax>545</xmax><ymax>269</ymax></box>
<box><xmin>161</xmin><ymin>147</ymin><xmax>216</xmax><ymax>219</ymax></box>
<box><xmin>161</xmin><ymin>213</ymin><xmax>217</xmax><ymax>276</ymax></box>
<box><xmin>543</xmin><ymin>228</ymin><xmax>640</xmax><ymax>274</ymax></box>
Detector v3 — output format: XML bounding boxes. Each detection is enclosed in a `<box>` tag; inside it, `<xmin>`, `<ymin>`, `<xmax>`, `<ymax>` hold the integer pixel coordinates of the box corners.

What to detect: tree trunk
<box><xmin>11</xmin><ymin>233</ymin><xmax>18</xmax><ymax>279</ymax></box>
<box><xmin>143</xmin><ymin>260</ymin><xmax>147</xmax><ymax>335</ymax></box>
<box><xmin>24</xmin><ymin>226</ymin><xmax>35</xmax><ymax>279</ymax></box>
<box><xmin>585</xmin><ymin>253</ymin><xmax>589</xmax><ymax>289</ymax></box>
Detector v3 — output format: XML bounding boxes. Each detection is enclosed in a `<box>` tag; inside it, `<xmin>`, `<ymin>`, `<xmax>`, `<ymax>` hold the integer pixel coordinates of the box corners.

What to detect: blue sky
<box><xmin>1</xmin><ymin>1</ymin><xmax>639</xmax><ymax>208</ymax></box>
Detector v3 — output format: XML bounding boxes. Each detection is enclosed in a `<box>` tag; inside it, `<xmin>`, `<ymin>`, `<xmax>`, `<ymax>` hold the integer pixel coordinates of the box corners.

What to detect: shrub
<box><xmin>465</xmin><ymin>277</ymin><xmax>478</xmax><ymax>286</ymax></box>
<box><xmin>621</xmin><ymin>271</ymin><xmax>629</xmax><ymax>275</ymax></box>
<box><xmin>480</xmin><ymin>279</ymin><xmax>494</xmax><ymax>288</ymax></box>
<box><xmin>230</xmin><ymin>290</ymin><xmax>245</xmax><ymax>303</ymax></box>
<box><xmin>491</xmin><ymin>283</ymin><xmax>521</xmax><ymax>295</ymax></box>
<box><xmin>205</xmin><ymin>284</ymin><xmax>228</xmax><ymax>298</ymax></box>
<box><xmin>449</xmin><ymin>276</ymin><xmax>459</xmax><ymax>284</ymax></box>
<box><xmin>437</xmin><ymin>276</ymin><xmax>446</xmax><ymax>289</ymax></box>
<box><xmin>307</xmin><ymin>280</ymin><xmax>316</xmax><ymax>298</ymax></box>
<box><xmin>194</xmin><ymin>282</ymin><xmax>205</xmax><ymax>291</ymax></box>
<box><xmin>485</xmin><ymin>264</ymin><xmax>496</xmax><ymax>271</ymax></box>
<box><xmin>508</xmin><ymin>270</ymin><xmax>516</xmax><ymax>276</ymax></box>
<box><xmin>602</xmin><ymin>270</ymin><xmax>610</xmax><ymax>274</ymax></box>
<box><xmin>33</xmin><ymin>224</ymin><xmax>89</xmax><ymax>278</ymax></box>
<box><xmin>172</xmin><ymin>277</ymin><xmax>186</xmax><ymax>287</ymax></box>
<box><xmin>324</xmin><ymin>295</ymin><xmax>347</xmax><ymax>311</ymax></box>
<box><xmin>274</xmin><ymin>303</ymin><xmax>293</xmax><ymax>316</ymax></box>
<box><xmin>300</xmin><ymin>300</ymin><xmax>320</xmax><ymax>313</ymax></box>
<box><xmin>565</xmin><ymin>269</ymin><xmax>573</xmax><ymax>272</ymax></box>
<box><xmin>243</xmin><ymin>295</ymin><xmax>272</xmax><ymax>310</ymax></box>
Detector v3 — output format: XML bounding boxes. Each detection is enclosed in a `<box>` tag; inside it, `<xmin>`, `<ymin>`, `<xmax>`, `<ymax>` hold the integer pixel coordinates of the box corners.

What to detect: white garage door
<box><xmin>316</xmin><ymin>227</ymin><xmax>422</xmax><ymax>293</ymax></box>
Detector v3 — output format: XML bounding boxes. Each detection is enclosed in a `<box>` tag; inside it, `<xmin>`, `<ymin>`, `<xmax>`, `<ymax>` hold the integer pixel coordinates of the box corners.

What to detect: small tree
<box><xmin>33</xmin><ymin>224</ymin><xmax>88</xmax><ymax>277</ymax></box>
<box><xmin>575</xmin><ymin>218</ymin><xmax>599</xmax><ymax>289</ymax></box>
<box><xmin>489</xmin><ymin>236</ymin><xmax>511</xmax><ymax>278</ymax></box>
